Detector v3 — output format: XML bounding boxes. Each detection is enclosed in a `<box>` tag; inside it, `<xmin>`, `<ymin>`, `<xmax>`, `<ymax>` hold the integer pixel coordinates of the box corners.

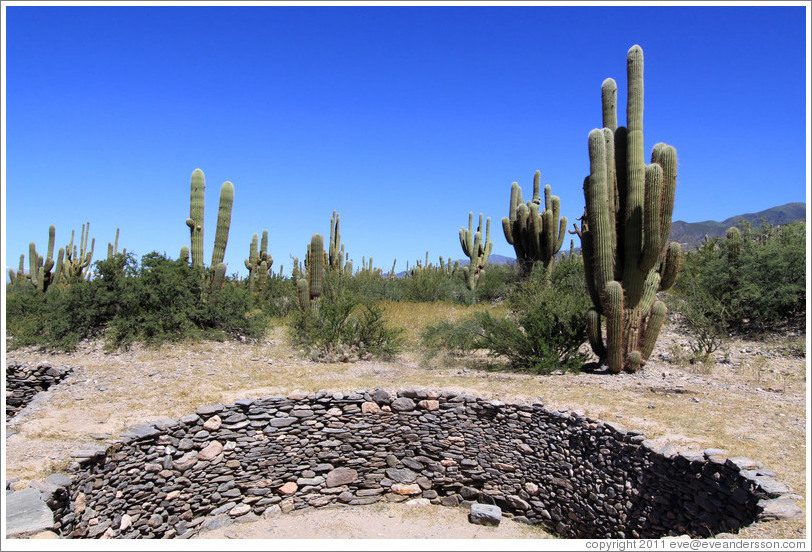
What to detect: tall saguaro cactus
<box><xmin>185</xmin><ymin>168</ymin><xmax>234</xmax><ymax>272</ymax></box>
<box><xmin>245</xmin><ymin>230</ymin><xmax>273</xmax><ymax>294</ymax></box>
<box><xmin>298</xmin><ymin>234</ymin><xmax>325</xmax><ymax>311</ymax></box>
<box><xmin>63</xmin><ymin>222</ymin><xmax>95</xmax><ymax>283</ymax></box>
<box><xmin>576</xmin><ymin>44</ymin><xmax>682</xmax><ymax>373</ymax></box>
<box><xmin>459</xmin><ymin>212</ymin><xmax>493</xmax><ymax>291</ymax></box>
<box><xmin>328</xmin><ymin>211</ymin><xmax>347</xmax><ymax>274</ymax></box>
<box><xmin>187</xmin><ymin>169</ymin><xmax>206</xmax><ymax>270</ymax></box>
<box><xmin>502</xmin><ymin>171</ymin><xmax>567</xmax><ymax>277</ymax></box>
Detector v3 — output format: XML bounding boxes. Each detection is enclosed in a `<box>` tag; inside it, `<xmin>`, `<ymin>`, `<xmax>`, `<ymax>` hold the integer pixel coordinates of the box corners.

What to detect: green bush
<box><xmin>6</xmin><ymin>251</ymin><xmax>271</xmax><ymax>351</ymax></box>
<box><xmin>289</xmin><ymin>272</ymin><xmax>404</xmax><ymax>360</ymax></box>
<box><xmin>674</xmin><ymin>220</ymin><xmax>806</xmax><ymax>331</ymax></box>
<box><xmin>421</xmin><ymin>255</ymin><xmax>591</xmax><ymax>374</ymax></box>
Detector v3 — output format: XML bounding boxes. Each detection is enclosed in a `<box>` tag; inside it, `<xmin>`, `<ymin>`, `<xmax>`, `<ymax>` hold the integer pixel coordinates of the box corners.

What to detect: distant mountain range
<box><xmin>669</xmin><ymin>202</ymin><xmax>806</xmax><ymax>249</ymax></box>
<box><xmin>449</xmin><ymin>202</ymin><xmax>807</xmax><ymax>268</ymax></box>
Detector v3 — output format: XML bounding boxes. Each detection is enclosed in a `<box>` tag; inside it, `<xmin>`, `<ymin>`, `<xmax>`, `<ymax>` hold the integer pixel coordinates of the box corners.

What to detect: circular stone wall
<box><xmin>54</xmin><ymin>388</ymin><xmax>796</xmax><ymax>539</ymax></box>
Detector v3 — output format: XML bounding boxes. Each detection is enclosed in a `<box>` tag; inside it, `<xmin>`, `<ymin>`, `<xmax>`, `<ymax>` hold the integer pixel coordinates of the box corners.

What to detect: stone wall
<box><xmin>6</xmin><ymin>363</ymin><xmax>73</xmax><ymax>420</ymax></box>
<box><xmin>55</xmin><ymin>388</ymin><xmax>796</xmax><ymax>539</ymax></box>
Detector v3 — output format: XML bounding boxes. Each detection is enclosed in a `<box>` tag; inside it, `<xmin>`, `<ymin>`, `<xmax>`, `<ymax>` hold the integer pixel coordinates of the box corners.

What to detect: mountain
<box><xmin>669</xmin><ymin>202</ymin><xmax>806</xmax><ymax>249</ymax></box>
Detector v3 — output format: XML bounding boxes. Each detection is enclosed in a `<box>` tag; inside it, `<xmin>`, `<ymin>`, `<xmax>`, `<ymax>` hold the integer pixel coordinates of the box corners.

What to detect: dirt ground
<box><xmin>3</xmin><ymin>318</ymin><xmax>808</xmax><ymax>541</ymax></box>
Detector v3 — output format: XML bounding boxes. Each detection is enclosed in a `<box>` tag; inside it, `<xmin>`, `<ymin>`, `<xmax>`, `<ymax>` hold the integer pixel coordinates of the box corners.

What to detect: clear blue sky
<box><xmin>3</xmin><ymin>2</ymin><xmax>809</xmax><ymax>279</ymax></box>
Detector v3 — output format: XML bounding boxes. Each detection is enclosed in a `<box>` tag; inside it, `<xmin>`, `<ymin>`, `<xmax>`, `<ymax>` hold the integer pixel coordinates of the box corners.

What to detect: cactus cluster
<box><xmin>502</xmin><ymin>171</ymin><xmax>567</xmax><ymax>277</ymax></box>
<box><xmin>107</xmin><ymin>228</ymin><xmax>125</xmax><ymax>260</ymax></box>
<box><xmin>245</xmin><ymin>230</ymin><xmax>274</xmax><ymax>294</ymax></box>
<box><xmin>576</xmin><ymin>44</ymin><xmax>682</xmax><ymax>373</ymax></box>
<box><xmin>459</xmin><ymin>212</ymin><xmax>493</xmax><ymax>290</ymax></box>
<box><xmin>184</xmin><ymin>168</ymin><xmax>234</xmax><ymax>287</ymax></box>
<box><xmin>328</xmin><ymin>211</ymin><xmax>353</xmax><ymax>275</ymax></box>
<box><xmin>11</xmin><ymin>223</ymin><xmax>96</xmax><ymax>292</ymax></box>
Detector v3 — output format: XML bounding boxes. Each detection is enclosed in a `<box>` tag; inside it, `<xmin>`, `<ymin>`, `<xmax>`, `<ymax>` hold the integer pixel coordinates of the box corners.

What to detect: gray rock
<box><xmin>758</xmin><ymin>498</ymin><xmax>804</xmax><ymax>521</ymax></box>
<box><xmin>325</xmin><ymin>468</ymin><xmax>358</xmax><ymax>487</ymax></box>
<box><xmin>385</xmin><ymin>467</ymin><xmax>418</xmax><ymax>483</ymax></box>
<box><xmin>5</xmin><ymin>488</ymin><xmax>55</xmax><ymax>537</ymax></box>
<box><xmin>390</xmin><ymin>397</ymin><xmax>416</xmax><ymax>412</ymax></box>
<box><xmin>469</xmin><ymin>503</ymin><xmax>502</xmax><ymax>527</ymax></box>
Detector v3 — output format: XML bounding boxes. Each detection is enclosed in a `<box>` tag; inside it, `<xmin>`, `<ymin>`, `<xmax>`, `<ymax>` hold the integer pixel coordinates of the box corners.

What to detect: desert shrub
<box><xmin>421</xmin><ymin>255</ymin><xmax>590</xmax><ymax>374</ymax></box>
<box><xmin>675</xmin><ymin>220</ymin><xmax>805</xmax><ymax>331</ymax></box>
<box><xmin>472</xmin><ymin>263</ymin><xmax>520</xmax><ymax>303</ymax></box>
<box><xmin>289</xmin><ymin>272</ymin><xmax>404</xmax><ymax>360</ymax></box>
<box><xmin>6</xmin><ymin>251</ymin><xmax>270</xmax><ymax>351</ymax></box>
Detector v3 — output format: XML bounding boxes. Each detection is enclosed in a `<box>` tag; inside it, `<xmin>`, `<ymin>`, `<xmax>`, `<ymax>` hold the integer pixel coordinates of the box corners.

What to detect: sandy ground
<box><xmin>4</xmin><ymin>319</ymin><xmax>808</xmax><ymax>541</ymax></box>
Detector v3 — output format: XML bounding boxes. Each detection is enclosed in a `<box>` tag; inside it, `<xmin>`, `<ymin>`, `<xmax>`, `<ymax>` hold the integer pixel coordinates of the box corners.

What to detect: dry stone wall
<box><xmin>6</xmin><ymin>363</ymin><xmax>73</xmax><ymax>419</ymax></box>
<box><xmin>55</xmin><ymin>388</ymin><xmax>795</xmax><ymax>539</ymax></box>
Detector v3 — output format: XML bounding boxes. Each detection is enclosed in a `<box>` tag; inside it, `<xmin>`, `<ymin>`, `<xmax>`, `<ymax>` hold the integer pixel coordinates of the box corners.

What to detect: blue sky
<box><xmin>3</xmin><ymin>2</ymin><xmax>809</xmax><ymax>279</ymax></box>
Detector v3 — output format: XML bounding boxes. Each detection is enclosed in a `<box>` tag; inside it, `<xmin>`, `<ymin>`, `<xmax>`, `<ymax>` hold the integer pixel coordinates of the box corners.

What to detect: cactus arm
<box><xmin>622</xmin><ymin>45</ymin><xmax>647</xmax><ymax>308</ymax></box>
<box><xmin>605</xmin><ymin>281</ymin><xmax>624</xmax><ymax>373</ymax></box>
<box><xmin>586</xmin><ymin>130</ymin><xmax>615</xmax><ymax>307</ymax></box>
<box><xmin>640</xmin><ymin>300</ymin><xmax>667</xmax><ymax>361</ymax></box>
<box><xmin>658</xmin><ymin>242</ymin><xmax>682</xmax><ymax>291</ymax></box>
<box><xmin>211</xmin><ymin>181</ymin><xmax>234</xmax><ymax>267</ymax></box>
<box><xmin>308</xmin><ymin>234</ymin><xmax>324</xmax><ymax>299</ymax></box>
<box><xmin>639</xmin><ymin>163</ymin><xmax>663</xmax><ymax>273</ymax></box>
<box><xmin>29</xmin><ymin>242</ymin><xmax>39</xmax><ymax>289</ymax></box>
<box><xmin>211</xmin><ymin>262</ymin><xmax>226</xmax><ymax>291</ymax></box>
<box><xmin>653</xmin><ymin>143</ymin><xmax>678</xmax><ymax>267</ymax></box>
<box><xmin>587</xmin><ymin>308</ymin><xmax>607</xmax><ymax>360</ymax></box>
<box><xmin>602</xmin><ymin>78</ymin><xmax>618</xmax><ymax>132</ymax></box>
<box><xmin>188</xmin><ymin>169</ymin><xmax>205</xmax><ymax>269</ymax></box>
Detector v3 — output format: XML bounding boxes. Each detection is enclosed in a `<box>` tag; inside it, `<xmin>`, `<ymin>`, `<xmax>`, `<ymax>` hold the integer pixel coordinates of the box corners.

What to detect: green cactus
<box><xmin>297</xmin><ymin>234</ymin><xmax>325</xmax><ymax>311</ymax></box>
<box><xmin>576</xmin><ymin>44</ymin><xmax>682</xmax><ymax>373</ymax></box>
<box><xmin>180</xmin><ymin>246</ymin><xmax>190</xmax><ymax>264</ymax></box>
<box><xmin>502</xmin><ymin>171</ymin><xmax>567</xmax><ymax>278</ymax></box>
<box><xmin>8</xmin><ymin>254</ymin><xmax>27</xmax><ymax>286</ymax></box>
<box><xmin>211</xmin><ymin>181</ymin><xmax>234</xmax><ymax>267</ymax></box>
<box><xmin>459</xmin><ymin>212</ymin><xmax>493</xmax><ymax>291</ymax></box>
<box><xmin>245</xmin><ymin>230</ymin><xmax>273</xmax><ymax>294</ymax></box>
<box><xmin>28</xmin><ymin>226</ymin><xmax>59</xmax><ymax>292</ymax></box>
<box><xmin>308</xmin><ymin>234</ymin><xmax>325</xmax><ymax>299</ymax></box>
<box><xmin>328</xmin><ymin>211</ymin><xmax>346</xmax><ymax>273</ymax></box>
<box><xmin>63</xmin><ymin>222</ymin><xmax>95</xmax><ymax>282</ymax></box>
<box><xmin>186</xmin><ymin>168</ymin><xmax>206</xmax><ymax>269</ymax></box>
<box><xmin>211</xmin><ymin>262</ymin><xmax>227</xmax><ymax>291</ymax></box>
<box><xmin>107</xmin><ymin>228</ymin><xmax>125</xmax><ymax>260</ymax></box>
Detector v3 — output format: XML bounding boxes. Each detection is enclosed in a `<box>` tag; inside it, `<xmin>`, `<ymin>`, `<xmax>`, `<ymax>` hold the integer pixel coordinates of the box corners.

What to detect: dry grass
<box><xmin>4</xmin><ymin>308</ymin><xmax>808</xmax><ymax>540</ymax></box>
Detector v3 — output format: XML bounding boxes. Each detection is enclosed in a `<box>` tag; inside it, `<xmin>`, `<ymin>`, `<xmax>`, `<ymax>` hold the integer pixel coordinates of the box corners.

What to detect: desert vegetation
<box><xmin>4</xmin><ymin>44</ymin><xmax>806</xmax><ymax>540</ymax></box>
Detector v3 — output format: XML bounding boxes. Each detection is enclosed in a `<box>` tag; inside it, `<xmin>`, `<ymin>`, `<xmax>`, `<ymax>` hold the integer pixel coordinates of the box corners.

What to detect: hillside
<box><xmin>669</xmin><ymin>202</ymin><xmax>806</xmax><ymax>249</ymax></box>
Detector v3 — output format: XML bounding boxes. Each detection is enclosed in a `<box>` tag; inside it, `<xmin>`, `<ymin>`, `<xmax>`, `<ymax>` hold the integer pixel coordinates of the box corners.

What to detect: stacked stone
<box><xmin>53</xmin><ymin>388</ymin><xmax>798</xmax><ymax>539</ymax></box>
<box><xmin>5</xmin><ymin>363</ymin><xmax>73</xmax><ymax>419</ymax></box>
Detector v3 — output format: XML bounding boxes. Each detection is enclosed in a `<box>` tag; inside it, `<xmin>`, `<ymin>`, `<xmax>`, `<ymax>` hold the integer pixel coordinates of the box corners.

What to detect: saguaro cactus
<box><xmin>211</xmin><ymin>181</ymin><xmax>234</xmax><ymax>267</ymax></box>
<box><xmin>459</xmin><ymin>212</ymin><xmax>493</xmax><ymax>291</ymax></box>
<box><xmin>576</xmin><ymin>44</ymin><xmax>682</xmax><ymax>373</ymax></box>
<box><xmin>186</xmin><ymin>169</ymin><xmax>206</xmax><ymax>269</ymax></box>
<box><xmin>298</xmin><ymin>234</ymin><xmax>325</xmax><ymax>311</ymax></box>
<box><xmin>63</xmin><ymin>222</ymin><xmax>95</xmax><ymax>283</ymax></box>
<box><xmin>502</xmin><ymin>171</ymin><xmax>567</xmax><ymax>277</ymax></box>
<box><xmin>245</xmin><ymin>230</ymin><xmax>273</xmax><ymax>294</ymax></box>
<box><xmin>185</xmin><ymin>168</ymin><xmax>234</xmax><ymax>278</ymax></box>
<box><xmin>328</xmin><ymin>211</ymin><xmax>347</xmax><ymax>274</ymax></box>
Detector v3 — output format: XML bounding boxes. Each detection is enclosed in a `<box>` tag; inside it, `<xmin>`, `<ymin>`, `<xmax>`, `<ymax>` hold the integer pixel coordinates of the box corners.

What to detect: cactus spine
<box><xmin>459</xmin><ymin>212</ymin><xmax>493</xmax><ymax>291</ymax></box>
<box><xmin>578</xmin><ymin>45</ymin><xmax>682</xmax><ymax>373</ymax></box>
<box><xmin>502</xmin><ymin>171</ymin><xmax>567</xmax><ymax>277</ymax></box>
